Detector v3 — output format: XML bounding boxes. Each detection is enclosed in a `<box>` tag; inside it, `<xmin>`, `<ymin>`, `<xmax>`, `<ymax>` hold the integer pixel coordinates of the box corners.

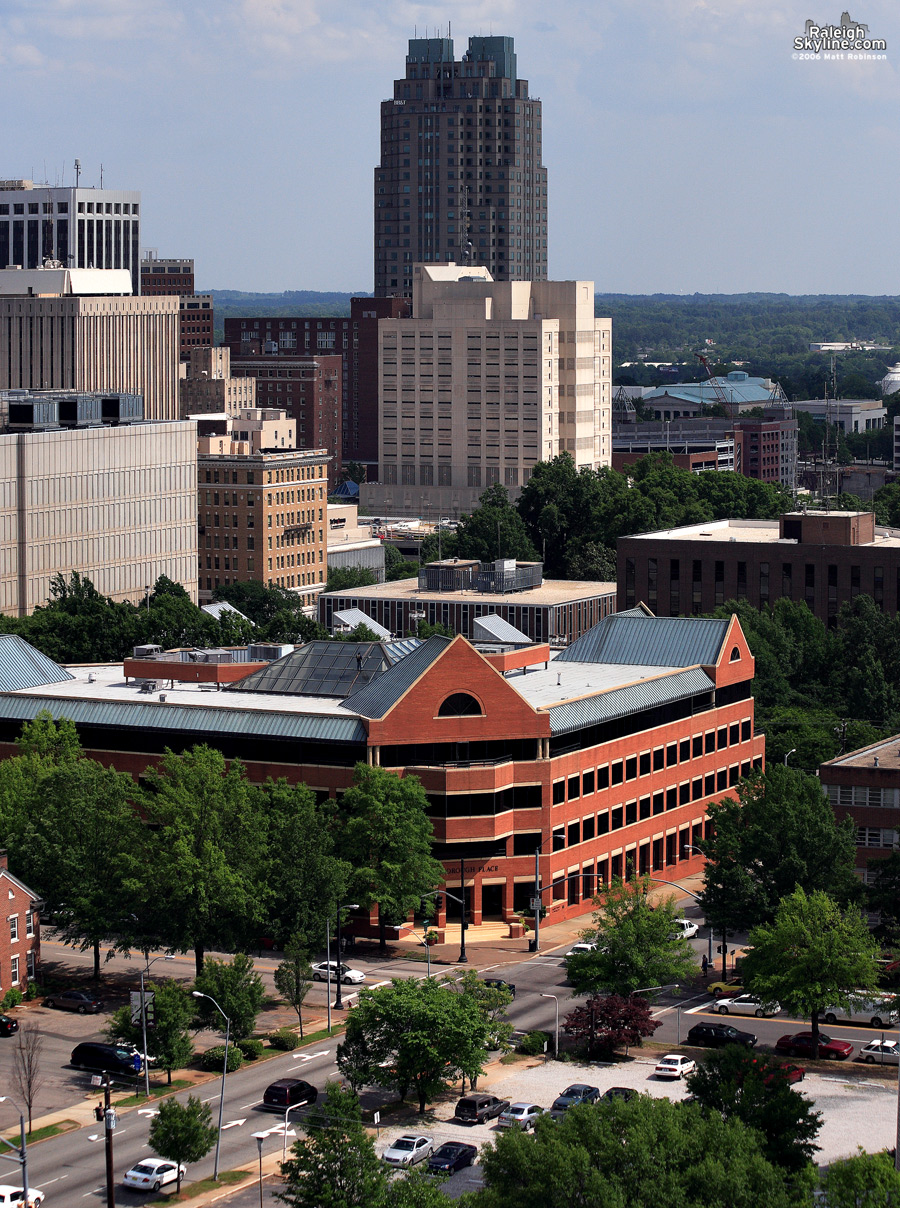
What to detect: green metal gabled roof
<box><xmin>557</xmin><ymin>614</ymin><xmax>729</xmax><ymax>668</ymax></box>
<box><xmin>0</xmin><ymin>634</ymin><xmax>74</xmax><ymax>692</ymax></box>
<box><xmin>546</xmin><ymin>666</ymin><xmax>715</xmax><ymax>735</ymax></box>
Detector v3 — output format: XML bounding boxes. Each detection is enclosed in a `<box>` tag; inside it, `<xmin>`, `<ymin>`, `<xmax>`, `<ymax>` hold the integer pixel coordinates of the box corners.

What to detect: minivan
<box><xmin>261</xmin><ymin>1078</ymin><xmax>318</xmax><ymax>1112</ymax></box>
<box><xmin>70</xmin><ymin>1042</ymin><xmax>143</xmax><ymax>1076</ymax></box>
<box><xmin>821</xmin><ymin>997</ymin><xmax>899</xmax><ymax>1028</ymax></box>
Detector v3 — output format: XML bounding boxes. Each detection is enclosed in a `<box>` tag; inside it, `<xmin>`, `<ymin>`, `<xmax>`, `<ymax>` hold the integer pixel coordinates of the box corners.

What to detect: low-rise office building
<box><xmin>820</xmin><ymin>737</ymin><xmax>900</xmax><ymax>886</ymax></box>
<box><xmin>180</xmin><ymin>347</ymin><xmax>257</xmax><ymax>418</ymax></box>
<box><xmin>0</xmin><ymin>843</ymin><xmax>41</xmax><ymax>993</ymax></box>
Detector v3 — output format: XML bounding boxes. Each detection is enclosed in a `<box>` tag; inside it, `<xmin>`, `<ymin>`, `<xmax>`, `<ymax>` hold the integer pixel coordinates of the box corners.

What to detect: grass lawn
<box><xmin>21</xmin><ymin>1119</ymin><xmax>79</xmax><ymax>1144</ymax></box>
<box><xmin>147</xmin><ymin>1168</ymin><xmax>249</xmax><ymax>1203</ymax></box>
<box><xmin>117</xmin><ymin>1079</ymin><xmax>193</xmax><ymax>1107</ymax></box>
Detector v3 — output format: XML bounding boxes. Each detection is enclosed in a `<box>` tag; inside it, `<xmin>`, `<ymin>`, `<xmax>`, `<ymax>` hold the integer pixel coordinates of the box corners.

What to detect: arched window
<box><xmin>438</xmin><ymin>692</ymin><xmax>483</xmax><ymax>717</ymax></box>
<box><xmin>729</xmin><ymin>646</ymin><xmax>741</xmax><ymax>662</ymax></box>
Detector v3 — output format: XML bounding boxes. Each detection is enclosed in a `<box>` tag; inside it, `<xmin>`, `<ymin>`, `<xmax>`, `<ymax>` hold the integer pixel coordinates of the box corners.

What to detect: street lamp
<box><xmin>251</xmin><ymin>1131</ymin><xmax>267</xmax><ymax>1208</ymax></box>
<box><xmin>784</xmin><ymin>748</ymin><xmax>796</xmax><ymax>766</ymax></box>
<box><xmin>281</xmin><ymin>1101</ymin><xmax>308</xmax><ymax>1163</ymax></box>
<box><xmin>424</xmin><ymin>886</ymin><xmax>468</xmax><ymax>965</ymax></box>
<box><xmin>540</xmin><ymin>993</ymin><xmax>560</xmax><ymax>1056</ymax></box>
<box><xmin>325</xmin><ymin>902</ymin><xmax>360</xmax><ymax>1033</ymax></box>
<box><xmin>140</xmin><ymin>954</ymin><xmax>174</xmax><ymax>1098</ymax></box>
<box><xmin>678</xmin><ymin>851</ymin><xmax>715</xmax><ymax>970</ymax></box>
<box><xmin>0</xmin><ymin>1095</ymin><xmax>28</xmax><ymax>1208</ymax></box>
<box><xmin>192</xmin><ymin>991</ymin><xmax>230</xmax><ymax>1181</ymax></box>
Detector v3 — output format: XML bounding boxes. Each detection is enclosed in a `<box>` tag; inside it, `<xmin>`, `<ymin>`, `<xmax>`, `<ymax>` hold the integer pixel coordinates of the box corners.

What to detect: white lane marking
<box><xmin>201</xmin><ymin>1094</ymin><xmax>219</xmax><ymax>1103</ymax></box>
<box><xmin>35</xmin><ymin>1176</ymin><xmax>67</xmax><ymax>1186</ymax></box>
<box><xmin>221</xmin><ymin>1117</ymin><xmax>247</xmax><ymax>1129</ymax></box>
<box><xmin>138</xmin><ymin>1108</ymin><xmax>159</xmax><ymax>1116</ymax></box>
<box><xmin>293</xmin><ymin>1047</ymin><xmax>333</xmax><ymax>1062</ymax></box>
<box><xmin>239</xmin><ymin>1100</ymin><xmax>262</xmax><ymax>1109</ymax></box>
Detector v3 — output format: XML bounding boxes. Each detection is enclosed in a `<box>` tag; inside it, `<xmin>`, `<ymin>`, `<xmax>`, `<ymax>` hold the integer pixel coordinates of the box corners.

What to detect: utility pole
<box><xmin>459</xmin><ymin>858</ymin><xmax>468</xmax><ymax>963</ymax></box>
<box><xmin>98</xmin><ymin>1074</ymin><xmax>116</xmax><ymax>1208</ymax></box>
<box><xmin>533</xmin><ymin>845</ymin><xmax>542</xmax><ymax>952</ymax></box>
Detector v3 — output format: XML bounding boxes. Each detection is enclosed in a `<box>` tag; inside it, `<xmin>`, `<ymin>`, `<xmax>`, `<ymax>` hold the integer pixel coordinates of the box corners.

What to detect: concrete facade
<box><xmin>180</xmin><ymin>347</ymin><xmax>257</xmax><ymax>418</ymax></box>
<box><xmin>198</xmin><ymin>445</ymin><xmax>330</xmax><ymax>609</ymax></box>
<box><xmin>326</xmin><ymin>503</ymin><xmax>386</xmax><ymax>583</ymax></box>
<box><xmin>362</xmin><ymin>264</ymin><xmax>611</xmax><ymax>516</ymax></box>
<box><xmin>0</xmin><ymin>420</ymin><xmax>199</xmax><ymax>616</ymax></box>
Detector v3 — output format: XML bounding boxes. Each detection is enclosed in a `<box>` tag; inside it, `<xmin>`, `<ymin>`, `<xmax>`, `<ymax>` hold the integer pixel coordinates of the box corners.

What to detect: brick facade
<box><xmin>0</xmin><ymin>850</ymin><xmax>41</xmax><ymax>993</ymax></box>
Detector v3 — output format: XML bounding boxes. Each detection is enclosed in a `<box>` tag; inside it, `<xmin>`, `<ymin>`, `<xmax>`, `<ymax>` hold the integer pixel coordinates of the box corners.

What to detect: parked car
<box><xmin>654</xmin><ymin>1054</ymin><xmax>696</xmax><ymax>1079</ymax></box>
<box><xmin>859</xmin><ymin>1039</ymin><xmax>900</xmax><ymax>1065</ymax></box>
<box><xmin>310</xmin><ymin>962</ymin><xmax>366</xmax><ymax>985</ymax></box>
<box><xmin>686</xmin><ymin>1022</ymin><xmax>757</xmax><ymax>1049</ymax></box>
<box><xmin>123</xmin><ymin>1158</ymin><xmax>186</xmax><ymax>1191</ymax></box>
<box><xmin>550</xmin><ymin>1084</ymin><xmax>600</xmax><ymax>1116</ymax></box>
<box><xmin>774</xmin><ymin>1032</ymin><xmax>854</xmax><ymax>1060</ymax></box>
<box><xmin>768</xmin><ymin>1063</ymin><xmax>805</xmax><ymax>1085</ymax></box>
<box><xmin>382</xmin><ymin>1134</ymin><xmax>433</xmax><ymax>1167</ymax></box>
<box><xmin>822</xmin><ymin>998</ymin><xmax>899</xmax><ymax>1028</ymax></box>
<box><xmin>70</xmin><ymin>1041</ymin><xmax>144</xmax><ymax>1076</ymax></box>
<box><xmin>715</xmin><ymin>994</ymin><xmax>779</xmax><ymax>1018</ymax></box>
<box><xmin>455</xmin><ymin>1094</ymin><xmax>510</xmax><ymax>1124</ymax></box>
<box><xmin>601</xmin><ymin>1086</ymin><xmax>638</xmax><ymax>1102</ymax></box>
<box><xmin>709</xmin><ymin>977</ymin><xmax>744</xmax><ymax>999</ymax></box>
<box><xmin>497</xmin><ymin>1102</ymin><xmax>544</xmax><ymax>1130</ymax></box>
<box><xmin>566</xmin><ymin>941</ymin><xmax>598</xmax><ymax>956</ymax></box>
<box><xmin>46</xmin><ymin>988</ymin><xmax>104</xmax><ymax>1013</ymax></box>
<box><xmin>673</xmin><ymin>918</ymin><xmax>699</xmax><ymax>939</ymax></box>
<box><xmin>0</xmin><ymin>1187</ymin><xmax>44</xmax><ymax>1207</ymax></box>
<box><xmin>482</xmin><ymin>977</ymin><xmax>516</xmax><ymax>998</ymax></box>
<box><xmin>426</xmin><ymin>1142</ymin><xmax>478</xmax><ymax>1173</ymax></box>
<box><xmin>0</xmin><ymin>1015</ymin><xmax>18</xmax><ymax>1037</ymax></box>
<box><xmin>261</xmin><ymin>1078</ymin><xmax>317</xmax><ymax>1112</ymax></box>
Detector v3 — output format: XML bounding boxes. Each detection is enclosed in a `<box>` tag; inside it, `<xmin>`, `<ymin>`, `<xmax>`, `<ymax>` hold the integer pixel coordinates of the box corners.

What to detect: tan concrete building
<box><xmin>198</xmin><ymin>442</ymin><xmax>330</xmax><ymax>609</ymax></box>
<box><xmin>196</xmin><ymin>408</ymin><xmax>297</xmax><ymax>456</ymax></box>
<box><xmin>0</xmin><ymin>266</ymin><xmax>180</xmax><ymax>420</ymax></box>
<box><xmin>180</xmin><ymin>347</ymin><xmax>257</xmax><ymax>418</ymax></box>
<box><xmin>0</xmin><ymin>418</ymin><xmax>198</xmax><ymax>616</ymax></box>
<box><xmin>362</xmin><ymin>264</ymin><xmax>611</xmax><ymax>517</ymax></box>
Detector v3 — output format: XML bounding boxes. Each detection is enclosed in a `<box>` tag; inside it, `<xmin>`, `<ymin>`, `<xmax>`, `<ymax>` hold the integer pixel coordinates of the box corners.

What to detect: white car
<box><xmin>566</xmin><ymin>941</ymin><xmax>598</xmax><ymax>956</ymax></box>
<box><xmin>0</xmin><ymin>1189</ymin><xmax>45</xmax><ymax>1208</ymax></box>
<box><xmin>123</xmin><ymin>1159</ymin><xmax>187</xmax><ymax>1191</ymax></box>
<box><xmin>382</xmin><ymin>1134</ymin><xmax>434</xmax><ymax>1167</ymax></box>
<box><xmin>655</xmin><ymin>1054</ymin><xmax>696</xmax><ymax>1079</ymax></box>
<box><xmin>673</xmin><ymin>918</ymin><xmax>699</xmax><ymax>939</ymax></box>
<box><xmin>715</xmin><ymin>994</ymin><xmax>780</xmax><ymax>1018</ymax></box>
<box><xmin>310</xmin><ymin>961</ymin><xmax>366</xmax><ymax>985</ymax></box>
<box><xmin>859</xmin><ymin>1040</ymin><xmax>900</xmax><ymax>1065</ymax></box>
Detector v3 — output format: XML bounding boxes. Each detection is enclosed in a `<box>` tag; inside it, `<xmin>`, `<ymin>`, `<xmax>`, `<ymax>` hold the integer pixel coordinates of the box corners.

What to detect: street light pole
<box><xmin>0</xmin><ymin>1097</ymin><xmax>28</xmax><ymax>1208</ymax></box>
<box><xmin>784</xmin><ymin>748</ymin><xmax>796</xmax><ymax>766</ymax></box>
<box><xmin>540</xmin><ymin>993</ymin><xmax>560</xmax><ymax>1056</ymax></box>
<box><xmin>458</xmin><ymin>857</ymin><xmax>468</xmax><ymax>963</ymax></box>
<box><xmin>680</xmin><ymin>848</ymin><xmax>714</xmax><ymax>970</ymax></box>
<box><xmin>140</xmin><ymin>954</ymin><xmax>174</xmax><ymax>1098</ymax></box>
<box><xmin>251</xmin><ymin>1131</ymin><xmax>266</xmax><ymax>1208</ymax></box>
<box><xmin>332</xmin><ymin>902</ymin><xmax>360</xmax><ymax>1014</ymax></box>
<box><xmin>192</xmin><ymin>991</ymin><xmax>230</xmax><ymax>1181</ymax></box>
<box><xmin>282</xmin><ymin>1101</ymin><xmax>308</xmax><ymax>1163</ymax></box>
<box><xmin>533</xmin><ymin>845</ymin><xmax>542</xmax><ymax>953</ymax></box>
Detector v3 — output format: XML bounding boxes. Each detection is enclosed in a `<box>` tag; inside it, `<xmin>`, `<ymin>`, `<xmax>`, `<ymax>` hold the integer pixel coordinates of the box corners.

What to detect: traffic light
<box><xmin>716</xmin><ymin>945</ymin><xmax>729</xmax><ymax>955</ymax></box>
<box><xmin>432</xmin><ymin>895</ymin><xmax>443</xmax><ymax>912</ymax></box>
<box><xmin>94</xmin><ymin>1105</ymin><xmax>104</xmax><ymax>1122</ymax></box>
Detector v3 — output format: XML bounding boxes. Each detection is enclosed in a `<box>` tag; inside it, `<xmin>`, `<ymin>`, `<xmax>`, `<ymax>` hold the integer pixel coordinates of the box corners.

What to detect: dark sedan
<box><xmin>427</xmin><ymin>1142</ymin><xmax>478</xmax><ymax>1174</ymax></box>
<box><xmin>482</xmin><ymin>978</ymin><xmax>516</xmax><ymax>998</ymax></box>
<box><xmin>0</xmin><ymin>1014</ymin><xmax>18</xmax><ymax>1037</ymax></box>
<box><xmin>687</xmin><ymin>1022</ymin><xmax>757</xmax><ymax>1049</ymax></box>
<box><xmin>774</xmin><ymin>1032</ymin><xmax>854</xmax><ymax>1060</ymax></box>
<box><xmin>45</xmin><ymin>989</ymin><xmax>104</xmax><ymax>1014</ymax></box>
<box><xmin>550</xmin><ymin>1084</ymin><xmax>600</xmax><ymax>1116</ymax></box>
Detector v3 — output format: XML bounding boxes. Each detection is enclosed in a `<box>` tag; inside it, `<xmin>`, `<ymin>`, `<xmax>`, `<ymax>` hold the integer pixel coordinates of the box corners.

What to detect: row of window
<box><xmin>856</xmin><ymin>827</ymin><xmax>899</xmax><ymax>848</ymax></box>
<box><xmin>1</xmin><ymin>951</ymin><xmax>36</xmax><ymax>990</ymax></box>
<box><xmin>828</xmin><ymin>784</ymin><xmax>900</xmax><ymax>809</ymax></box>
<box><xmin>8</xmin><ymin>912</ymin><xmax>35</xmax><ymax>941</ymax></box>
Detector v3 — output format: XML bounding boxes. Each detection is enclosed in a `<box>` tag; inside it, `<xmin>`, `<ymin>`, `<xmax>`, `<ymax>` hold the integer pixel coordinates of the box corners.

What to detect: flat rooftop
<box><xmin>822</xmin><ymin>734</ymin><xmax>900</xmax><ymax>773</ymax></box>
<box><xmin>508</xmin><ymin>660</ymin><xmax>682</xmax><ymax>710</ymax></box>
<box><xmin>322</xmin><ymin>577</ymin><xmax>617</xmax><ymax>606</ymax></box>
<box><xmin>625</xmin><ymin>517</ymin><xmax>900</xmax><ymax>549</ymax></box>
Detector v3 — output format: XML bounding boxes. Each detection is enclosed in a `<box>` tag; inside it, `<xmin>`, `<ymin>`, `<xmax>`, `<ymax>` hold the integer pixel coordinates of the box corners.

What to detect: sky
<box><xmin>2</xmin><ymin>0</ymin><xmax>898</xmax><ymax>296</ymax></box>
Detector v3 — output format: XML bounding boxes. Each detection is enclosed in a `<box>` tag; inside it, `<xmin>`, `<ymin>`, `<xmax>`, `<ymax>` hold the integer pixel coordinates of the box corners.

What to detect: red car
<box><xmin>774</xmin><ymin>1032</ymin><xmax>853</xmax><ymax>1060</ymax></box>
<box><xmin>765</xmin><ymin>1062</ymin><xmax>805</xmax><ymax>1085</ymax></box>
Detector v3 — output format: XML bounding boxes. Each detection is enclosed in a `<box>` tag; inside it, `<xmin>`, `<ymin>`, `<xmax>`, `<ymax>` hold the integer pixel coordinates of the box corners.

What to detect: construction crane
<box><xmin>693</xmin><ymin>352</ymin><xmax>733</xmax><ymax>420</ymax></box>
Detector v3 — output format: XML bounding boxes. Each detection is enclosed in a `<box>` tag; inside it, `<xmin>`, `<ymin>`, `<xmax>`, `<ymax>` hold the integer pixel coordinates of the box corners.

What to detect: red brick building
<box><xmin>140</xmin><ymin>254</ymin><xmax>213</xmax><ymax>361</ymax></box>
<box><xmin>0</xmin><ymin>850</ymin><xmax>41</xmax><ymax>993</ymax></box>
<box><xmin>820</xmin><ymin>738</ymin><xmax>900</xmax><ymax>888</ymax></box>
<box><xmin>0</xmin><ymin>610</ymin><xmax>762</xmax><ymax>934</ymax></box>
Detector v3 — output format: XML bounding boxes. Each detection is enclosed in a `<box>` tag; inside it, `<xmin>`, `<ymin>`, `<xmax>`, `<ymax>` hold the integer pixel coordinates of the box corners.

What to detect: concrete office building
<box><xmin>362</xmin><ymin>264</ymin><xmax>611</xmax><ymax>517</ymax></box>
<box><xmin>180</xmin><ymin>347</ymin><xmax>256</xmax><ymax>418</ymax></box>
<box><xmin>0</xmin><ymin>178</ymin><xmax>141</xmax><ymax>292</ymax></box>
<box><xmin>198</xmin><ymin>431</ymin><xmax>330</xmax><ymax>609</ymax></box>
<box><xmin>0</xmin><ymin>266</ymin><xmax>180</xmax><ymax>420</ymax></box>
<box><xmin>820</xmin><ymin>736</ymin><xmax>900</xmax><ymax>885</ymax></box>
<box><xmin>141</xmin><ymin>254</ymin><xmax>213</xmax><ymax>360</ymax></box>
<box><xmin>0</xmin><ymin>398</ymin><xmax>197</xmax><ymax>616</ymax></box>
<box><xmin>326</xmin><ymin>502</ymin><xmax>386</xmax><ymax>584</ymax></box>
<box><xmin>375</xmin><ymin>35</ymin><xmax>548</xmax><ymax>298</ymax></box>
<box><xmin>618</xmin><ymin>510</ymin><xmax>900</xmax><ymax>626</ymax></box>
<box><xmin>224</xmin><ymin>296</ymin><xmax>410</xmax><ymax>474</ymax></box>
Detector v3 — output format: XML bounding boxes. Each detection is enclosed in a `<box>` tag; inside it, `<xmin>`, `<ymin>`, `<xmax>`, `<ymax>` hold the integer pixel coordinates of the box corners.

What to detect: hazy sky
<box><xmin>2</xmin><ymin>0</ymin><xmax>897</xmax><ymax>295</ymax></box>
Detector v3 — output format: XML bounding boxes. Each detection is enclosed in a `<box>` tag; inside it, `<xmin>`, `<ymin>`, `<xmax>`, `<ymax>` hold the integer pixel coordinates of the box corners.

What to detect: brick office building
<box><xmin>223</xmin><ymin>296</ymin><xmax>410</xmax><ymax>476</ymax></box>
<box><xmin>140</xmin><ymin>254</ymin><xmax>213</xmax><ymax>361</ymax></box>
<box><xmin>820</xmin><ymin>737</ymin><xmax>900</xmax><ymax>887</ymax></box>
<box><xmin>0</xmin><ymin>848</ymin><xmax>41</xmax><ymax>993</ymax></box>
<box><xmin>0</xmin><ymin>609</ymin><xmax>763</xmax><ymax>934</ymax></box>
<box><xmin>618</xmin><ymin>510</ymin><xmax>900</xmax><ymax>627</ymax></box>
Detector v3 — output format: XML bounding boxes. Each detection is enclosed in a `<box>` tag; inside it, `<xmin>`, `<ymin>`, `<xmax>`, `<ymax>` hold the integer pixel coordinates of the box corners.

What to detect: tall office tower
<box><xmin>374</xmin><ymin>35</ymin><xmax>548</xmax><ymax>298</ymax></box>
<box><xmin>141</xmin><ymin>253</ymin><xmax>213</xmax><ymax>360</ymax></box>
<box><xmin>0</xmin><ymin>178</ymin><xmax>141</xmax><ymax>292</ymax></box>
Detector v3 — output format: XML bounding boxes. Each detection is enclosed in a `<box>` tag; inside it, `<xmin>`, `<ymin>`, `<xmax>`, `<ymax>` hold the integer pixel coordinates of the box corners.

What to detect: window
<box><xmin>25</xmin><ymin>911</ymin><xmax>33</xmax><ymax>938</ymax></box>
<box><xmin>10</xmin><ymin>955</ymin><xmax>19</xmax><ymax>985</ymax></box>
<box><xmin>9</xmin><ymin>915</ymin><xmax>18</xmax><ymax>942</ymax></box>
<box><xmin>582</xmin><ymin>770</ymin><xmax>594</xmax><ymax>796</ymax></box>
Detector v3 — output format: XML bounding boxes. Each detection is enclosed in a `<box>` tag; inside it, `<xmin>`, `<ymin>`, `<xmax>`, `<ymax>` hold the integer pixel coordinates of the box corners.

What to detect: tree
<box><xmin>278</xmin><ymin>1082</ymin><xmax>387</xmax><ymax>1208</ymax></box>
<box><xmin>473</xmin><ymin>1093</ymin><xmax>808</xmax><ymax>1208</ymax></box>
<box><xmin>274</xmin><ymin>936</ymin><xmax>314</xmax><ymax>1036</ymax></box>
<box><xmin>562</xmin><ymin>993</ymin><xmax>659</xmax><ymax>1058</ymax></box>
<box><xmin>455</xmin><ymin>484</ymin><xmax>538</xmax><ymax>564</ymax></box>
<box><xmin>337</xmin><ymin>977</ymin><xmax>490</xmax><ymax>1114</ymax></box>
<box><xmin>698</xmin><ymin>764</ymin><xmax>861</xmax><ymax>936</ymax></box>
<box><xmin>137</xmin><ymin>746</ymin><xmax>268</xmax><ymax>973</ymax></box>
<box><xmin>193</xmin><ymin>953</ymin><xmax>266</xmax><ymax>1043</ymax></box>
<box><xmin>106</xmin><ymin>980</ymin><xmax>195</xmax><ymax>1084</ymax></box>
<box><xmin>685</xmin><ymin>1046</ymin><xmax>822</xmax><ymax>1173</ymax></box>
<box><xmin>11</xmin><ymin>1027</ymin><xmax>44</xmax><ymax>1132</ymax></box>
<box><xmin>456</xmin><ymin>969</ymin><xmax>514</xmax><ymax>1054</ymax></box>
<box><xmin>148</xmin><ymin>1095</ymin><xmax>217</xmax><ymax>1194</ymax></box>
<box><xmin>741</xmin><ymin>888</ymin><xmax>881</xmax><ymax>1058</ymax></box>
<box><xmin>819</xmin><ymin>1148</ymin><xmax>900</xmax><ymax>1206</ymax></box>
<box><xmin>868</xmin><ymin>850</ymin><xmax>900</xmax><ymax>945</ymax></box>
<box><xmin>564</xmin><ymin>877</ymin><xmax>697</xmax><ymax>997</ymax></box>
<box><xmin>337</xmin><ymin>765</ymin><xmax>445</xmax><ymax>953</ymax></box>
<box><xmin>326</xmin><ymin>567</ymin><xmax>378</xmax><ymax>592</ymax></box>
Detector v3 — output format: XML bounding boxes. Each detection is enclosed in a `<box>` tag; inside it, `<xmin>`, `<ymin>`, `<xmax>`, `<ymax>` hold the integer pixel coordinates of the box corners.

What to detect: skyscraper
<box><xmin>374</xmin><ymin>35</ymin><xmax>548</xmax><ymax>298</ymax></box>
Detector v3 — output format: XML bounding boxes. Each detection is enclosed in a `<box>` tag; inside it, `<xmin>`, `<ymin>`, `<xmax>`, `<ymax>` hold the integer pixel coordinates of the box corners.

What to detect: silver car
<box><xmin>497</xmin><ymin>1101</ymin><xmax>543</xmax><ymax>1130</ymax></box>
<box><xmin>382</xmin><ymin>1134</ymin><xmax>434</xmax><ymax>1167</ymax></box>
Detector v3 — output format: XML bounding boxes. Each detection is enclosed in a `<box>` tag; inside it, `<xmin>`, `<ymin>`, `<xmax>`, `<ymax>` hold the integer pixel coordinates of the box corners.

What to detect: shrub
<box><xmin>2</xmin><ymin>988</ymin><xmax>24</xmax><ymax>1010</ymax></box>
<box><xmin>24</xmin><ymin>982</ymin><xmax>40</xmax><ymax>1001</ymax></box>
<box><xmin>518</xmin><ymin>1030</ymin><xmax>549</xmax><ymax>1056</ymax></box>
<box><xmin>200</xmin><ymin>1044</ymin><xmax>244</xmax><ymax>1072</ymax></box>
<box><xmin>267</xmin><ymin>1028</ymin><xmax>301</xmax><ymax>1051</ymax></box>
<box><xmin>237</xmin><ymin>1037</ymin><xmax>265</xmax><ymax>1060</ymax></box>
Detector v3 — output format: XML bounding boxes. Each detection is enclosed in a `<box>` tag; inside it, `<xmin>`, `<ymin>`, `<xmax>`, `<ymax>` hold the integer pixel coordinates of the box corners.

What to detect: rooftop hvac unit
<box><xmin>132</xmin><ymin>644</ymin><xmax>163</xmax><ymax>658</ymax></box>
<box><xmin>248</xmin><ymin>643</ymin><xmax>294</xmax><ymax>661</ymax></box>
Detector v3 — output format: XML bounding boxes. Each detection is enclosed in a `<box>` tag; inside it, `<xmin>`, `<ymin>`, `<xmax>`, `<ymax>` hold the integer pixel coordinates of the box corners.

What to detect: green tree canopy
<box><xmin>818</xmin><ymin>1148</ymin><xmax>900</xmax><ymax>1207</ymax></box>
<box><xmin>106</xmin><ymin>979</ymin><xmax>195</xmax><ymax>1084</ymax></box>
<box><xmin>564</xmin><ymin>877</ymin><xmax>697</xmax><ymax>997</ymax></box>
<box><xmin>274</xmin><ymin>935</ymin><xmax>314</xmax><ymax>1036</ymax></box>
<box><xmin>741</xmin><ymin>888</ymin><xmax>881</xmax><ymax>1055</ymax></box>
<box><xmin>148</xmin><ymin>1095</ymin><xmax>217</xmax><ymax>1194</ymax></box>
<box><xmin>455</xmin><ymin>484</ymin><xmax>538</xmax><ymax>563</ymax></box>
<box><xmin>193</xmin><ymin>953</ymin><xmax>266</xmax><ymax>1043</ymax></box>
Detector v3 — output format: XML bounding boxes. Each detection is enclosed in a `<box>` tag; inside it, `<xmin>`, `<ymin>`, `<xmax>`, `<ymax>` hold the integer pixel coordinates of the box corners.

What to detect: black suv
<box><xmin>482</xmin><ymin>978</ymin><xmax>516</xmax><ymax>998</ymax></box>
<box><xmin>687</xmin><ymin>1022</ymin><xmax>757</xmax><ymax>1049</ymax></box>
<box><xmin>262</xmin><ymin>1078</ymin><xmax>317</xmax><ymax>1112</ymax></box>
<box><xmin>454</xmin><ymin>1094</ymin><xmax>510</xmax><ymax>1124</ymax></box>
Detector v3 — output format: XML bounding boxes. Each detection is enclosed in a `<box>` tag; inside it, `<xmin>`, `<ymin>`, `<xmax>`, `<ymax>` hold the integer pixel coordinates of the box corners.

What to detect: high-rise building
<box><xmin>141</xmin><ymin>253</ymin><xmax>214</xmax><ymax>361</ymax></box>
<box><xmin>362</xmin><ymin>264</ymin><xmax>612</xmax><ymax>517</ymax></box>
<box><xmin>374</xmin><ymin>35</ymin><xmax>548</xmax><ymax>298</ymax></box>
<box><xmin>0</xmin><ymin>179</ymin><xmax>141</xmax><ymax>292</ymax></box>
